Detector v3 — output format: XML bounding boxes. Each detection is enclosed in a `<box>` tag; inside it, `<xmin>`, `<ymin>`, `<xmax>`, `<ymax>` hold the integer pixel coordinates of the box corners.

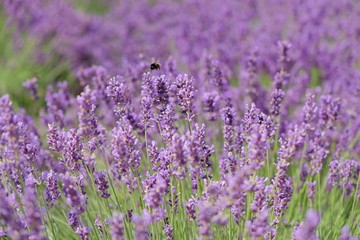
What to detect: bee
<box><xmin>150</xmin><ymin>59</ymin><xmax>161</xmax><ymax>71</ymax></box>
<box><xmin>258</xmin><ymin>115</ymin><xmax>264</xmax><ymax>124</ymax></box>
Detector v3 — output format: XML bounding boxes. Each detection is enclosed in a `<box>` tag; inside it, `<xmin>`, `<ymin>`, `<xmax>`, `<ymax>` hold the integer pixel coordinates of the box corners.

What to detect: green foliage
<box><xmin>260</xmin><ymin>73</ymin><xmax>272</xmax><ymax>89</ymax></box>
<box><xmin>310</xmin><ymin>68</ymin><xmax>321</xmax><ymax>88</ymax></box>
<box><xmin>69</xmin><ymin>0</ymin><xmax>110</xmax><ymax>14</ymax></box>
<box><xmin>0</xmin><ymin>10</ymin><xmax>74</xmax><ymax>115</ymax></box>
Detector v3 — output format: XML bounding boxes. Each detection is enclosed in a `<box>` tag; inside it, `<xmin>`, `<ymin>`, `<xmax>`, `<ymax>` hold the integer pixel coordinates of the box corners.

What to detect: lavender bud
<box><xmin>77</xmin><ymin>86</ymin><xmax>98</xmax><ymax>137</ymax></box>
<box><xmin>47</xmin><ymin>123</ymin><xmax>64</xmax><ymax>153</ymax></box>
<box><xmin>307</xmin><ymin>181</ymin><xmax>316</xmax><ymax>201</ymax></box>
<box><xmin>64</xmin><ymin>129</ymin><xmax>83</xmax><ymax>171</ymax></box>
<box><xmin>22</xmin><ymin>77</ymin><xmax>39</xmax><ymax>100</ymax></box>
<box><xmin>293</xmin><ymin>210</ymin><xmax>319</xmax><ymax>240</ymax></box>
<box><xmin>24</xmin><ymin>183</ymin><xmax>46</xmax><ymax>240</ymax></box>
<box><xmin>202</xmin><ymin>91</ymin><xmax>220</xmax><ymax>121</ymax></box>
<box><xmin>339</xmin><ymin>226</ymin><xmax>358</xmax><ymax>240</ymax></box>
<box><xmin>110</xmin><ymin>213</ymin><xmax>125</xmax><ymax>240</ymax></box>
<box><xmin>94</xmin><ymin>171</ymin><xmax>111</xmax><ymax>199</ymax></box>
<box><xmin>133</xmin><ymin>210</ymin><xmax>152</xmax><ymax>240</ymax></box>
<box><xmin>61</xmin><ymin>172</ymin><xmax>87</xmax><ymax>214</ymax></box>
<box><xmin>44</xmin><ymin>170</ymin><xmax>61</xmax><ymax>206</ymax></box>
<box><xmin>76</xmin><ymin>226</ymin><xmax>90</xmax><ymax>240</ymax></box>
<box><xmin>144</xmin><ymin>174</ymin><xmax>167</xmax><ymax>208</ymax></box>
<box><xmin>164</xmin><ymin>224</ymin><xmax>173</xmax><ymax>240</ymax></box>
<box><xmin>175</xmin><ymin>74</ymin><xmax>196</xmax><ymax>122</ymax></box>
<box><xmin>185</xmin><ymin>197</ymin><xmax>197</xmax><ymax>221</ymax></box>
<box><xmin>320</xmin><ymin>95</ymin><xmax>341</xmax><ymax>129</ymax></box>
<box><xmin>270</xmin><ymin>89</ymin><xmax>285</xmax><ymax>117</ymax></box>
<box><xmin>105</xmin><ymin>75</ymin><xmax>130</xmax><ymax>106</ymax></box>
<box><xmin>303</xmin><ymin>90</ymin><xmax>318</xmax><ymax>125</ymax></box>
<box><xmin>246</xmin><ymin>209</ymin><xmax>269</xmax><ymax>239</ymax></box>
<box><xmin>277</xmin><ymin>40</ymin><xmax>292</xmax><ymax>69</ymax></box>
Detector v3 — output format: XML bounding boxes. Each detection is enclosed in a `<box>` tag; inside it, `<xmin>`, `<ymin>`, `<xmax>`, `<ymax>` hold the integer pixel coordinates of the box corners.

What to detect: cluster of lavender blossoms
<box><xmin>1</xmin><ymin>0</ymin><xmax>360</xmax><ymax>239</ymax></box>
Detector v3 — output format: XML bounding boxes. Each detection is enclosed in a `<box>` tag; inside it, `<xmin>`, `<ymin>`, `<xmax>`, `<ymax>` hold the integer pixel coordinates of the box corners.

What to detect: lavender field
<box><xmin>1</xmin><ymin>0</ymin><xmax>360</xmax><ymax>239</ymax></box>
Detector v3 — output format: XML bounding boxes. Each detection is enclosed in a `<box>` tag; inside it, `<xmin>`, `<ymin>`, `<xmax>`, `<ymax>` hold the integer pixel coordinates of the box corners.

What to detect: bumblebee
<box><xmin>150</xmin><ymin>61</ymin><xmax>161</xmax><ymax>71</ymax></box>
<box><xmin>258</xmin><ymin>116</ymin><xmax>264</xmax><ymax>124</ymax></box>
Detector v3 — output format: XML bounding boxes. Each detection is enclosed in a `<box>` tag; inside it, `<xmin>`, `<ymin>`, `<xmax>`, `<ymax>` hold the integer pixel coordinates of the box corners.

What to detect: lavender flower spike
<box><xmin>293</xmin><ymin>210</ymin><xmax>320</xmax><ymax>240</ymax></box>
<box><xmin>110</xmin><ymin>213</ymin><xmax>125</xmax><ymax>240</ymax></box>
<box><xmin>22</xmin><ymin>77</ymin><xmax>39</xmax><ymax>100</ymax></box>
<box><xmin>94</xmin><ymin>171</ymin><xmax>111</xmax><ymax>199</ymax></box>
<box><xmin>175</xmin><ymin>74</ymin><xmax>197</xmax><ymax>122</ymax></box>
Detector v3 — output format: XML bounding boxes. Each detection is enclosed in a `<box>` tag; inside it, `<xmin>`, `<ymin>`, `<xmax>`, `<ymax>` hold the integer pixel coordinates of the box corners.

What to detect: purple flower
<box><xmin>212</xmin><ymin>211</ymin><xmax>228</xmax><ymax>227</ymax></box>
<box><xmin>105</xmin><ymin>75</ymin><xmax>130</xmax><ymax>107</ymax></box>
<box><xmin>175</xmin><ymin>74</ymin><xmax>196</xmax><ymax>122</ymax></box>
<box><xmin>293</xmin><ymin>210</ymin><xmax>319</xmax><ymax>240</ymax></box>
<box><xmin>270</xmin><ymin>88</ymin><xmax>285</xmax><ymax>117</ymax></box>
<box><xmin>8</xmin><ymin>168</ymin><xmax>23</xmax><ymax>194</ymax></box>
<box><xmin>159</xmin><ymin>105</ymin><xmax>176</xmax><ymax>145</ymax></box>
<box><xmin>277</xmin><ymin>40</ymin><xmax>292</xmax><ymax>69</ymax></box>
<box><xmin>22</xmin><ymin>77</ymin><xmax>39</xmax><ymax>100</ymax></box>
<box><xmin>273</xmin><ymin>172</ymin><xmax>293</xmax><ymax>223</ymax></box>
<box><xmin>154</xmin><ymin>75</ymin><xmax>170</xmax><ymax>106</ymax></box>
<box><xmin>303</xmin><ymin>90</ymin><xmax>318</xmax><ymax>126</ymax></box>
<box><xmin>202</xmin><ymin>91</ymin><xmax>220</xmax><ymax>121</ymax></box>
<box><xmin>64</xmin><ymin>128</ymin><xmax>84</xmax><ymax>171</ymax></box>
<box><xmin>47</xmin><ymin>123</ymin><xmax>65</xmax><ymax>153</ymax></box>
<box><xmin>185</xmin><ymin>124</ymin><xmax>214</xmax><ymax>178</ymax></box>
<box><xmin>339</xmin><ymin>226</ymin><xmax>358</xmax><ymax>240</ymax></box>
<box><xmin>197</xmin><ymin>201</ymin><xmax>217</xmax><ymax>237</ymax></box>
<box><xmin>43</xmin><ymin>170</ymin><xmax>61</xmax><ymax>206</ymax></box>
<box><xmin>94</xmin><ymin>216</ymin><xmax>104</xmax><ymax>236</ymax></box>
<box><xmin>68</xmin><ymin>210</ymin><xmax>80</xmax><ymax>229</ymax></box>
<box><xmin>246</xmin><ymin>209</ymin><xmax>269</xmax><ymax>239</ymax></box>
<box><xmin>242</xmin><ymin>104</ymin><xmax>262</xmax><ymax>134</ymax></box>
<box><xmin>273</xmin><ymin>70</ymin><xmax>290</xmax><ymax>92</ymax></box>
<box><xmin>230</xmin><ymin>199</ymin><xmax>246</xmax><ymax>225</ymax></box>
<box><xmin>338</xmin><ymin>160</ymin><xmax>360</xmax><ymax>196</ymax></box>
<box><xmin>226</xmin><ymin>167</ymin><xmax>253</xmax><ymax>222</ymax></box>
<box><xmin>320</xmin><ymin>95</ymin><xmax>341</xmax><ymax>129</ymax></box>
<box><xmin>220</xmin><ymin>152</ymin><xmax>238</xmax><ymax>174</ymax></box>
<box><xmin>251</xmin><ymin>177</ymin><xmax>268</xmax><ymax>213</ymax></box>
<box><xmin>164</xmin><ymin>224</ymin><xmax>173</xmax><ymax>240</ymax></box>
<box><xmin>247</xmin><ymin>123</ymin><xmax>270</xmax><ymax>170</ymax></box>
<box><xmin>0</xmin><ymin>189</ymin><xmax>28</xmax><ymax>239</ymax></box>
<box><xmin>168</xmin><ymin>186</ymin><xmax>179</xmax><ymax>214</ymax></box>
<box><xmin>110</xmin><ymin>213</ymin><xmax>125</xmax><ymax>240</ymax></box>
<box><xmin>111</xmin><ymin>123</ymin><xmax>141</xmax><ymax>175</ymax></box>
<box><xmin>276</xmin><ymin>127</ymin><xmax>306</xmax><ymax>176</ymax></box>
<box><xmin>88</xmin><ymin>131</ymin><xmax>104</xmax><ymax>152</ymax></box>
<box><xmin>307</xmin><ymin>181</ymin><xmax>316</xmax><ymax>201</ymax></box>
<box><xmin>41</xmin><ymin>81</ymin><xmax>71</xmax><ymax>127</ymax></box>
<box><xmin>243</xmin><ymin>50</ymin><xmax>267</xmax><ymax>110</ymax></box>
<box><xmin>169</xmin><ymin>134</ymin><xmax>187</xmax><ymax>169</ymax></box>
<box><xmin>220</xmin><ymin>105</ymin><xmax>236</xmax><ymax>153</ymax></box>
<box><xmin>265</xmin><ymin>228</ymin><xmax>277</xmax><ymax>240</ymax></box>
<box><xmin>185</xmin><ymin>197</ymin><xmax>197</xmax><ymax>221</ymax></box>
<box><xmin>77</xmin><ymin>65</ymin><xmax>109</xmax><ymax>99</ymax></box>
<box><xmin>133</xmin><ymin>209</ymin><xmax>152</xmax><ymax>240</ymax></box>
<box><xmin>24</xmin><ymin>182</ymin><xmax>46</xmax><ymax>240</ymax></box>
<box><xmin>94</xmin><ymin>171</ymin><xmax>110</xmax><ymax>199</ymax></box>
<box><xmin>144</xmin><ymin>174</ymin><xmax>167</xmax><ymax>209</ymax></box>
<box><xmin>61</xmin><ymin>172</ymin><xmax>87</xmax><ymax>214</ymax></box>
<box><xmin>22</xmin><ymin>142</ymin><xmax>39</xmax><ymax>164</ymax></box>
<box><xmin>210</xmin><ymin>60</ymin><xmax>229</xmax><ymax>94</ymax></box>
<box><xmin>77</xmin><ymin>86</ymin><xmax>98</xmax><ymax>137</ymax></box>
<box><xmin>308</xmin><ymin>136</ymin><xmax>329</xmax><ymax>175</ymax></box>
<box><xmin>76</xmin><ymin>226</ymin><xmax>90</xmax><ymax>240</ymax></box>
<box><xmin>141</xmin><ymin>93</ymin><xmax>153</xmax><ymax>128</ymax></box>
